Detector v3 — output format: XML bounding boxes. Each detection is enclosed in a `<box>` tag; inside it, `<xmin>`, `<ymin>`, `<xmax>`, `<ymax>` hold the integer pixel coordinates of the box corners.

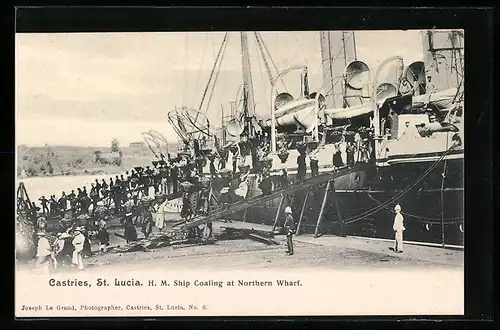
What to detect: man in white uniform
<box><xmin>72</xmin><ymin>227</ymin><xmax>85</xmax><ymax>270</ymax></box>
<box><xmin>393</xmin><ymin>204</ymin><xmax>405</xmax><ymax>253</ymax></box>
<box><xmin>36</xmin><ymin>231</ymin><xmax>52</xmax><ymax>275</ymax></box>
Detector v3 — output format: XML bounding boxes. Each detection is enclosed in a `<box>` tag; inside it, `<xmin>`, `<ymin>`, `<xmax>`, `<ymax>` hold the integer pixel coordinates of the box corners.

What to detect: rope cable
<box><xmin>254</xmin><ymin>32</ymin><xmax>276</xmax><ymax>92</ymax></box>
<box><xmin>366</xmin><ymin>192</ymin><xmax>462</xmax><ymax>223</ymax></box>
<box><xmin>196</xmin><ymin>32</ymin><xmax>229</xmax><ymax>121</ymax></box>
<box><xmin>191</xmin><ymin>33</ymin><xmax>209</xmax><ymax>109</ymax></box>
<box><xmin>256</xmin><ymin>32</ymin><xmax>289</xmax><ymax>94</ymax></box>
<box><xmin>203</xmin><ymin>34</ymin><xmax>229</xmax><ymax>119</ymax></box>
<box><xmin>254</xmin><ymin>34</ymin><xmax>270</xmax><ymax>110</ymax></box>
<box><xmin>341</xmin><ymin>144</ymin><xmax>458</xmax><ymax>225</ymax></box>
<box><xmin>183</xmin><ymin>32</ymin><xmax>188</xmax><ymax>105</ymax></box>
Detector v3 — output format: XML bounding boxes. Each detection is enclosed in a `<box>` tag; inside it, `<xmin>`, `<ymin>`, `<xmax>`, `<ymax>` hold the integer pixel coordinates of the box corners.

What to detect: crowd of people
<box><xmin>22</xmin><ymin>126</ymin><xmax>376</xmax><ymax>271</ymax></box>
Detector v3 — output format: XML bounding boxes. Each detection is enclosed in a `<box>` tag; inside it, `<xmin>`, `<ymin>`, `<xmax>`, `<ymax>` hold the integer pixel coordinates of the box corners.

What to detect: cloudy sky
<box><xmin>16</xmin><ymin>30</ymin><xmax>425</xmax><ymax>147</ymax></box>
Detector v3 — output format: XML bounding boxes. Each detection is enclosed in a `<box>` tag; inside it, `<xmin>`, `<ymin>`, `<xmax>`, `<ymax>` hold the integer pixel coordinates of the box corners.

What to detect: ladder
<box><xmin>178</xmin><ymin>163</ymin><xmax>370</xmax><ymax>232</ymax></box>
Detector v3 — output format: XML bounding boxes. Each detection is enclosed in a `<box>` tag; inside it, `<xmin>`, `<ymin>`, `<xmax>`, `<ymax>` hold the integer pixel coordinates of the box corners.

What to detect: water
<box><xmin>18</xmin><ymin>173</ymin><xmax>183</xmax><ymax>213</ymax></box>
<box><xmin>18</xmin><ymin>173</ymin><xmax>126</xmax><ymax>201</ymax></box>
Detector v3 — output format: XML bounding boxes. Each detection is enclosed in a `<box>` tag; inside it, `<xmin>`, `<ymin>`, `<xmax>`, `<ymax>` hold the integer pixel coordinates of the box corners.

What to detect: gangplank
<box><xmin>178</xmin><ymin>163</ymin><xmax>371</xmax><ymax>233</ymax></box>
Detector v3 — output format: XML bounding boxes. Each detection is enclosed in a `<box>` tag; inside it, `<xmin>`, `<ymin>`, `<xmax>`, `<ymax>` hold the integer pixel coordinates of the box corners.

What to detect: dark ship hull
<box><xmin>225</xmin><ymin>153</ymin><xmax>464</xmax><ymax>246</ymax></box>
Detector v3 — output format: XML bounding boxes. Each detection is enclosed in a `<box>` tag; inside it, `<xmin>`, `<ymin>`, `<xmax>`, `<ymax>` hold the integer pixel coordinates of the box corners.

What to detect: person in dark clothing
<box><xmin>258</xmin><ymin>175</ymin><xmax>272</xmax><ymax>196</ymax></box>
<box><xmin>68</xmin><ymin>190</ymin><xmax>76</xmax><ymax>213</ymax></box>
<box><xmin>115</xmin><ymin>175</ymin><xmax>122</xmax><ymax>188</ymax></box>
<box><xmin>120</xmin><ymin>174</ymin><xmax>129</xmax><ymax>192</ymax></box>
<box><xmin>124</xmin><ymin>215</ymin><xmax>137</xmax><ymax>244</ymax></box>
<box><xmin>250</xmin><ymin>143</ymin><xmax>258</xmax><ymax>172</ymax></box>
<box><xmin>90</xmin><ymin>183</ymin><xmax>96</xmax><ymax>195</ymax></box>
<box><xmin>31</xmin><ymin>202</ymin><xmax>41</xmax><ymax>218</ymax></box>
<box><xmin>283</xmin><ymin>206</ymin><xmax>296</xmax><ymax>255</ymax></box>
<box><xmin>171</xmin><ymin>164</ymin><xmax>179</xmax><ymax>193</ymax></box>
<box><xmin>38</xmin><ymin>196</ymin><xmax>49</xmax><ymax>215</ymax></box>
<box><xmin>218</xmin><ymin>149</ymin><xmax>228</xmax><ymax>170</ymax></box>
<box><xmin>309</xmin><ymin>148</ymin><xmax>319</xmax><ymax>177</ymax></box>
<box><xmin>112</xmin><ymin>186</ymin><xmax>122</xmax><ymax>214</ymax></box>
<box><xmin>95</xmin><ymin>179</ymin><xmax>101</xmax><ymax>194</ymax></box>
<box><xmin>280</xmin><ymin>169</ymin><xmax>289</xmax><ymax>189</ymax></box>
<box><xmin>297</xmin><ymin>153</ymin><xmax>307</xmax><ymax>181</ymax></box>
<box><xmin>101</xmin><ymin>179</ymin><xmax>108</xmax><ymax>191</ymax></box>
<box><xmin>58</xmin><ymin>192</ymin><xmax>67</xmax><ymax>216</ymax></box>
<box><xmin>81</xmin><ymin>229</ymin><xmax>92</xmax><ymax>258</ymax></box>
<box><xmin>141</xmin><ymin>207</ymin><xmax>154</xmax><ymax>239</ymax></box>
<box><xmin>89</xmin><ymin>188</ymin><xmax>99</xmax><ymax>215</ymax></box>
<box><xmin>49</xmin><ymin>195</ymin><xmax>58</xmax><ymax>215</ymax></box>
<box><xmin>209</xmin><ymin>157</ymin><xmax>217</xmax><ymax>178</ymax></box>
<box><xmin>181</xmin><ymin>193</ymin><xmax>193</xmax><ymax>221</ymax></box>
<box><xmin>232</xmin><ymin>153</ymin><xmax>238</xmax><ymax>176</ymax></box>
<box><xmin>193</xmin><ymin>139</ymin><xmax>201</xmax><ymax>157</ymax></box>
<box><xmin>96</xmin><ymin>227</ymin><xmax>110</xmax><ymax>253</ymax></box>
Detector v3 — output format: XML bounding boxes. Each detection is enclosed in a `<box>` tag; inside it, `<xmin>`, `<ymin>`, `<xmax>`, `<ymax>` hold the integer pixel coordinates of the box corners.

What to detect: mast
<box><xmin>421</xmin><ymin>29</ymin><xmax>464</xmax><ymax>93</ymax></box>
<box><xmin>241</xmin><ymin>32</ymin><xmax>256</xmax><ymax>137</ymax></box>
<box><xmin>319</xmin><ymin>31</ymin><xmax>357</xmax><ymax>108</ymax></box>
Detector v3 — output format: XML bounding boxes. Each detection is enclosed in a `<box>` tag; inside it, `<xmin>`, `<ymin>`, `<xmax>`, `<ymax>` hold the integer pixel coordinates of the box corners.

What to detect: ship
<box><xmin>167</xmin><ymin>30</ymin><xmax>464</xmax><ymax>247</ymax></box>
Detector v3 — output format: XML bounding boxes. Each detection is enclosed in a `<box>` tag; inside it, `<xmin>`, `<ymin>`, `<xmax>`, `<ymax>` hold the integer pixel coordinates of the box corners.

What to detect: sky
<box><xmin>16</xmin><ymin>30</ymin><xmax>425</xmax><ymax>147</ymax></box>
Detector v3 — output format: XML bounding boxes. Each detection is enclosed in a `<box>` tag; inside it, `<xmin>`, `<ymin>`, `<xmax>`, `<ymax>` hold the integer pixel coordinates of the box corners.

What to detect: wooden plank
<box><xmin>172</xmin><ymin>239</ymin><xmax>216</xmax><ymax>249</ymax></box>
<box><xmin>221</xmin><ymin>226</ymin><xmax>274</xmax><ymax>238</ymax></box>
<box><xmin>296</xmin><ymin>189</ymin><xmax>310</xmax><ymax>236</ymax></box>
<box><xmin>172</xmin><ymin>220</ymin><xmax>187</xmax><ymax>227</ymax></box>
<box><xmin>272</xmin><ymin>194</ymin><xmax>284</xmax><ymax>231</ymax></box>
<box><xmin>169</xmin><ymin>239</ymin><xmax>189</xmax><ymax>245</ymax></box>
<box><xmin>179</xmin><ymin>164</ymin><xmax>369</xmax><ymax>231</ymax></box>
<box><xmin>247</xmin><ymin>233</ymin><xmax>279</xmax><ymax>245</ymax></box>
<box><xmin>314</xmin><ymin>180</ymin><xmax>331</xmax><ymax>238</ymax></box>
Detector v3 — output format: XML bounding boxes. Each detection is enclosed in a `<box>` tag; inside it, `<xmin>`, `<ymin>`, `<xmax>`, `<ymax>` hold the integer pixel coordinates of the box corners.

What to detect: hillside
<box><xmin>17</xmin><ymin>144</ymin><xmax>180</xmax><ymax>178</ymax></box>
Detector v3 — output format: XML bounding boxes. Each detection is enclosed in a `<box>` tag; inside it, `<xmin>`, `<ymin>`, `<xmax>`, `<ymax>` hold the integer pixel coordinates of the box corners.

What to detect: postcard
<box><xmin>15</xmin><ymin>29</ymin><xmax>464</xmax><ymax>317</ymax></box>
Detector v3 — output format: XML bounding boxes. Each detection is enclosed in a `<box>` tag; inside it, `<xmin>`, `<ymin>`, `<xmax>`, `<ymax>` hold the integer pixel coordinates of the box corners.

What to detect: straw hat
<box><xmin>36</xmin><ymin>231</ymin><xmax>46</xmax><ymax>236</ymax></box>
<box><xmin>284</xmin><ymin>206</ymin><xmax>292</xmax><ymax>214</ymax></box>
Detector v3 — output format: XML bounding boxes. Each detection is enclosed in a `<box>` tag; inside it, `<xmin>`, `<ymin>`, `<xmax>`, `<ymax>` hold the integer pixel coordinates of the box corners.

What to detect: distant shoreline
<box><xmin>18</xmin><ymin>168</ymin><xmax>125</xmax><ymax>180</ymax></box>
<box><xmin>16</xmin><ymin>144</ymin><xmax>165</xmax><ymax>180</ymax></box>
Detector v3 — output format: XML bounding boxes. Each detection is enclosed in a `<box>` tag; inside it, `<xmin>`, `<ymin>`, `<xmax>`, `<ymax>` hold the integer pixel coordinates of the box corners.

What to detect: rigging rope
<box><xmin>183</xmin><ymin>32</ymin><xmax>188</xmax><ymax>106</ymax></box>
<box><xmin>196</xmin><ymin>32</ymin><xmax>229</xmax><ymax>121</ymax></box>
<box><xmin>366</xmin><ymin>192</ymin><xmax>463</xmax><ymax>224</ymax></box>
<box><xmin>254</xmin><ymin>34</ymin><xmax>270</xmax><ymax>110</ymax></box>
<box><xmin>254</xmin><ymin>32</ymin><xmax>275</xmax><ymax>88</ymax></box>
<box><xmin>341</xmin><ymin>143</ymin><xmax>458</xmax><ymax>225</ymax></box>
<box><xmin>320</xmin><ymin>32</ymin><xmax>355</xmax><ymax>106</ymax></box>
<box><xmin>199</xmin><ymin>35</ymin><xmax>229</xmax><ymax>139</ymax></box>
<box><xmin>256</xmin><ymin>32</ymin><xmax>289</xmax><ymax>94</ymax></box>
<box><xmin>192</xmin><ymin>33</ymin><xmax>209</xmax><ymax>109</ymax></box>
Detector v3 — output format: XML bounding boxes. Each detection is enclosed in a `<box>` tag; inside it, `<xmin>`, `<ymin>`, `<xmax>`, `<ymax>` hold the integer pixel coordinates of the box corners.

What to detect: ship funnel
<box><xmin>345</xmin><ymin>60</ymin><xmax>370</xmax><ymax>90</ymax></box>
<box><xmin>226</xmin><ymin>118</ymin><xmax>245</xmax><ymax>137</ymax></box>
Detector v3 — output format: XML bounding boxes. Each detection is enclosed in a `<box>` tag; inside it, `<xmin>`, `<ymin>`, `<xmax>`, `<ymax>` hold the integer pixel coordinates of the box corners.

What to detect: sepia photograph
<box><xmin>15</xmin><ymin>29</ymin><xmax>464</xmax><ymax>317</ymax></box>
